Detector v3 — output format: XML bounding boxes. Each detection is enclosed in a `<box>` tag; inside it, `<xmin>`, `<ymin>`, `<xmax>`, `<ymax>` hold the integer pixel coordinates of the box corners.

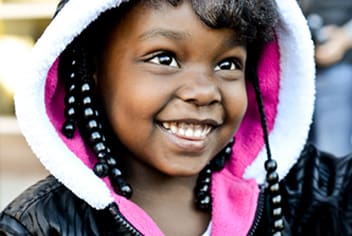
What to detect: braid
<box><xmin>60</xmin><ymin>40</ymin><xmax>133</xmax><ymax>198</ymax></box>
<box><xmin>250</xmin><ymin>66</ymin><xmax>285</xmax><ymax>235</ymax></box>
<box><xmin>252</xmin><ymin>72</ymin><xmax>273</xmax><ymax>161</ymax></box>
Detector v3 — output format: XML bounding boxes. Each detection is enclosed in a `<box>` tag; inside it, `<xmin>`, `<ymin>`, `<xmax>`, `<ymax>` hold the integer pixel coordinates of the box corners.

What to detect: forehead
<box><xmin>108</xmin><ymin>0</ymin><xmax>240</xmax><ymax>46</ymax></box>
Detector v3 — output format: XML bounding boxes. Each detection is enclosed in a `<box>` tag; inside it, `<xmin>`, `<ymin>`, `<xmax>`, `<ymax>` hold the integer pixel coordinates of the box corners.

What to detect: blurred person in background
<box><xmin>301</xmin><ymin>0</ymin><xmax>352</xmax><ymax>156</ymax></box>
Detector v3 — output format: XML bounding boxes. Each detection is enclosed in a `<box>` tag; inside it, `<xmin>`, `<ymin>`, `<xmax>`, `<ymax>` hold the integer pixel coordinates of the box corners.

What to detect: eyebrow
<box><xmin>139</xmin><ymin>28</ymin><xmax>191</xmax><ymax>41</ymax></box>
<box><xmin>224</xmin><ymin>36</ymin><xmax>246</xmax><ymax>49</ymax></box>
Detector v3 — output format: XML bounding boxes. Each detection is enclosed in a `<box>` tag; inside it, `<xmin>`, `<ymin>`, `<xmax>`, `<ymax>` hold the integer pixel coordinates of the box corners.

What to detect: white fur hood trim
<box><xmin>243</xmin><ymin>0</ymin><xmax>315</xmax><ymax>182</ymax></box>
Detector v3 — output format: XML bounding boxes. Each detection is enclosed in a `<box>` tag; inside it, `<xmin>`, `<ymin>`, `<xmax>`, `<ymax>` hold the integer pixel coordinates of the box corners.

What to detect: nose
<box><xmin>176</xmin><ymin>71</ymin><xmax>221</xmax><ymax>106</ymax></box>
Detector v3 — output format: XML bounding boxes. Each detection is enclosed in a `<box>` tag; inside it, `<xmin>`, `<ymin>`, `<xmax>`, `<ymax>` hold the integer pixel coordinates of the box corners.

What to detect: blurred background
<box><xmin>0</xmin><ymin>0</ymin><xmax>58</xmax><ymax>210</ymax></box>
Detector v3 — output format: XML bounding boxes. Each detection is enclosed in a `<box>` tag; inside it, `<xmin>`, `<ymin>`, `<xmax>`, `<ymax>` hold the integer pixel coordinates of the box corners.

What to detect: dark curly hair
<box><xmin>139</xmin><ymin>0</ymin><xmax>278</xmax><ymax>43</ymax></box>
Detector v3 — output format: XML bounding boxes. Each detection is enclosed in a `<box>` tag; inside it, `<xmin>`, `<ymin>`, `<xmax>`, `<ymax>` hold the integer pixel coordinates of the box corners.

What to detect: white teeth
<box><xmin>161</xmin><ymin>122</ymin><xmax>213</xmax><ymax>139</ymax></box>
<box><xmin>194</xmin><ymin>129</ymin><xmax>202</xmax><ymax>138</ymax></box>
<box><xmin>163</xmin><ymin>122</ymin><xmax>170</xmax><ymax>129</ymax></box>
<box><xmin>185</xmin><ymin>127</ymin><xmax>193</xmax><ymax>137</ymax></box>
<box><xmin>169</xmin><ymin>122</ymin><xmax>177</xmax><ymax>133</ymax></box>
<box><xmin>179</xmin><ymin>127</ymin><xmax>186</xmax><ymax>136</ymax></box>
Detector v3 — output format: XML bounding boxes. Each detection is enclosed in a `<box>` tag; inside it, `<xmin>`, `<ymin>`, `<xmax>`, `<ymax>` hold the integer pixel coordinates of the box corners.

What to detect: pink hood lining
<box><xmin>44</xmin><ymin>39</ymin><xmax>279</xmax><ymax>235</ymax></box>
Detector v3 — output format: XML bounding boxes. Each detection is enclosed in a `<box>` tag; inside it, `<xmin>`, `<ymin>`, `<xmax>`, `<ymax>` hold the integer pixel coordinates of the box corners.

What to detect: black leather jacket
<box><xmin>1</xmin><ymin>145</ymin><xmax>352</xmax><ymax>236</ymax></box>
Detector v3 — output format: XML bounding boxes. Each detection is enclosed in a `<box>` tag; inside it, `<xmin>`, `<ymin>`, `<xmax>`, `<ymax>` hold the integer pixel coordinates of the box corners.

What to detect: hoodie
<box><xmin>0</xmin><ymin>0</ymin><xmax>318</xmax><ymax>235</ymax></box>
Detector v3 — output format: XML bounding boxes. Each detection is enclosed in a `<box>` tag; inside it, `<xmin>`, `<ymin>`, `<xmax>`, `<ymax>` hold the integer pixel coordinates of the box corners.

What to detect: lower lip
<box><xmin>158</xmin><ymin>125</ymin><xmax>209</xmax><ymax>153</ymax></box>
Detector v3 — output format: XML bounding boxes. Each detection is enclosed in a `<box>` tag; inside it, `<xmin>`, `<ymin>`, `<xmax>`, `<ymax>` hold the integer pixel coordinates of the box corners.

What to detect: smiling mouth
<box><xmin>159</xmin><ymin>121</ymin><xmax>214</xmax><ymax>140</ymax></box>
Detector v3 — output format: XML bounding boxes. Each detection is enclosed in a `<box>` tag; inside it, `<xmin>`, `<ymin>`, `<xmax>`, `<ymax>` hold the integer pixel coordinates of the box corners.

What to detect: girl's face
<box><xmin>98</xmin><ymin>1</ymin><xmax>248</xmax><ymax>177</ymax></box>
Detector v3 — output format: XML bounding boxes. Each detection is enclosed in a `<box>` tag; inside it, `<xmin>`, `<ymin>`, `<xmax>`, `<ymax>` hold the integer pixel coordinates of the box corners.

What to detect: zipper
<box><xmin>108</xmin><ymin>203</ymin><xmax>143</xmax><ymax>236</ymax></box>
<box><xmin>247</xmin><ymin>187</ymin><xmax>265</xmax><ymax>236</ymax></box>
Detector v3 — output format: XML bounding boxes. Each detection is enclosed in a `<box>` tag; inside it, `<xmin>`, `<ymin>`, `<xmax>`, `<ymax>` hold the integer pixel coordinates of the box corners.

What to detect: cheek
<box><xmin>224</xmin><ymin>82</ymin><xmax>248</xmax><ymax>131</ymax></box>
<box><xmin>98</xmin><ymin>72</ymin><xmax>169</xmax><ymax>142</ymax></box>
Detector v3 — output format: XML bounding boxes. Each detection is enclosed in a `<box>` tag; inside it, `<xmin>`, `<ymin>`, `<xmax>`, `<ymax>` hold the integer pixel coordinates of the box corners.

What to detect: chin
<box><xmin>161</xmin><ymin>163</ymin><xmax>207</xmax><ymax>177</ymax></box>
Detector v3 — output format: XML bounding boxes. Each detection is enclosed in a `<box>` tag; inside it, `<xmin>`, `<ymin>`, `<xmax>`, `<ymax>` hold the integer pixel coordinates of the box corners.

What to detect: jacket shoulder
<box><xmin>0</xmin><ymin>176</ymin><xmax>100</xmax><ymax>235</ymax></box>
<box><xmin>1</xmin><ymin>176</ymin><xmax>63</xmax><ymax>218</ymax></box>
<box><xmin>282</xmin><ymin>144</ymin><xmax>352</xmax><ymax>235</ymax></box>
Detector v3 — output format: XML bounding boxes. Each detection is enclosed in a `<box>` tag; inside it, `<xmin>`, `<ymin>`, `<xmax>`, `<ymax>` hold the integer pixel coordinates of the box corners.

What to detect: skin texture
<box><xmin>98</xmin><ymin>1</ymin><xmax>248</xmax><ymax>235</ymax></box>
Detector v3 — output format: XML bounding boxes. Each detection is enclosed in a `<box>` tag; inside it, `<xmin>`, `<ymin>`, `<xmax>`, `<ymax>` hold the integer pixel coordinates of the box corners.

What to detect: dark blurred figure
<box><xmin>301</xmin><ymin>0</ymin><xmax>352</xmax><ymax>156</ymax></box>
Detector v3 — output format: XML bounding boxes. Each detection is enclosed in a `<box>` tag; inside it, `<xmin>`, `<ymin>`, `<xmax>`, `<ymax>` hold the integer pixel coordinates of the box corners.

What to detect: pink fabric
<box><xmin>211</xmin><ymin>170</ymin><xmax>260</xmax><ymax>235</ymax></box>
<box><xmin>230</xmin><ymin>41</ymin><xmax>280</xmax><ymax>177</ymax></box>
<box><xmin>44</xmin><ymin>39</ymin><xmax>280</xmax><ymax>235</ymax></box>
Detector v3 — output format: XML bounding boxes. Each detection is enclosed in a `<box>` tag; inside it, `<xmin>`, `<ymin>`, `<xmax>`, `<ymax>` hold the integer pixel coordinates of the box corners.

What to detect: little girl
<box><xmin>1</xmin><ymin>0</ymin><xmax>352</xmax><ymax>235</ymax></box>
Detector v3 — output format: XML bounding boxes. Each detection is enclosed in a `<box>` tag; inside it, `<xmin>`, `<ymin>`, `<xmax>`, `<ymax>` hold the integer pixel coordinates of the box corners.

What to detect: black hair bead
<box><xmin>272</xmin><ymin>207</ymin><xmax>283</xmax><ymax>217</ymax></box>
<box><xmin>197</xmin><ymin>184</ymin><xmax>209</xmax><ymax>193</ymax></box>
<box><xmin>89</xmin><ymin>131</ymin><xmax>103</xmax><ymax>143</ymax></box>
<box><xmin>274</xmin><ymin>219</ymin><xmax>285</xmax><ymax>230</ymax></box>
<box><xmin>97</xmin><ymin>150</ymin><xmax>108</xmax><ymax>160</ymax></box>
<box><xmin>272</xmin><ymin>195</ymin><xmax>282</xmax><ymax>205</ymax></box>
<box><xmin>68</xmin><ymin>83</ymin><xmax>77</xmax><ymax>93</ymax></box>
<box><xmin>265</xmin><ymin>159</ymin><xmax>277</xmax><ymax>172</ymax></box>
<box><xmin>93</xmin><ymin>142</ymin><xmax>107</xmax><ymax>154</ymax></box>
<box><xmin>120</xmin><ymin>184</ymin><xmax>133</xmax><ymax>199</ymax></box>
<box><xmin>266</xmin><ymin>172</ymin><xmax>279</xmax><ymax>184</ymax></box>
<box><xmin>65</xmin><ymin>107</ymin><xmax>76</xmax><ymax>118</ymax></box>
<box><xmin>87</xmin><ymin>119</ymin><xmax>99</xmax><ymax>130</ymax></box>
<box><xmin>210</xmin><ymin>139</ymin><xmax>234</xmax><ymax>171</ymax></box>
<box><xmin>106</xmin><ymin>156</ymin><xmax>117</xmax><ymax>167</ymax></box>
<box><xmin>270</xmin><ymin>183</ymin><xmax>280</xmax><ymax>192</ymax></box>
<box><xmin>199</xmin><ymin>195</ymin><xmax>211</xmax><ymax>205</ymax></box>
<box><xmin>65</xmin><ymin>95</ymin><xmax>76</xmax><ymax>105</ymax></box>
<box><xmin>202</xmin><ymin>176</ymin><xmax>211</xmax><ymax>184</ymax></box>
<box><xmin>113</xmin><ymin>177</ymin><xmax>133</xmax><ymax>199</ymax></box>
<box><xmin>82</xmin><ymin>96</ymin><xmax>92</xmax><ymax>105</ymax></box>
<box><xmin>83</xmin><ymin>107</ymin><xmax>95</xmax><ymax>118</ymax></box>
<box><xmin>62</xmin><ymin>120</ymin><xmax>75</xmax><ymax>139</ymax></box>
<box><xmin>196</xmin><ymin>195</ymin><xmax>211</xmax><ymax>211</ymax></box>
<box><xmin>81</xmin><ymin>82</ymin><xmax>93</xmax><ymax>93</ymax></box>
<box><xmin>111</xmin><ymin>167</ymin><xmax>122</xmax><ymax>178</ymax></box>
<box><xmin>224</xmin><ymin>146</ymin><xmax>232</xmax><ymax>155</ymax></box>
<box><xmin>94</xmin><ymin>161</ymin><xmax>109</xmax><ymax>177</ymax></box>
<box><xmin>210</xmin><ymin>155</ymin><xmax>226</xmax><ymax>171</ymax></box>
<box><xmin>195</xmin><ymin>182</ymin><xmax>210</xmax><ymax>198</ymax></box>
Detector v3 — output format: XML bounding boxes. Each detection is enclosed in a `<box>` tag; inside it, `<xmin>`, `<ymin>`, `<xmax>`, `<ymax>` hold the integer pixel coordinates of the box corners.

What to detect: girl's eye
<box><xmin>148</xmin><ymin>52</ymin><xmax>178</xmax><ymax>68</ymax></box>
<box><xmin>214</xmin><ymin>59</ymin><xmax>242</xmax><ymax>71</ymax></box>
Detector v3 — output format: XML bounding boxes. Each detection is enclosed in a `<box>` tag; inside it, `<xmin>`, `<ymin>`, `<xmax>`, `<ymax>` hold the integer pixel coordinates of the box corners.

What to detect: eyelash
<box><xmin>147</xmin><ymin>51</ymin><xmax>179</xmax><ymax>68</ymax></box>
<box><xmin>214</xmin><ymin>58</ymin><xmax>243</xmax><ymax>71</ymax></box>
<box><xmin>146</xmin><ymin>51</ymin><xmax>243</xmax><ymax>71</ymax></box>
